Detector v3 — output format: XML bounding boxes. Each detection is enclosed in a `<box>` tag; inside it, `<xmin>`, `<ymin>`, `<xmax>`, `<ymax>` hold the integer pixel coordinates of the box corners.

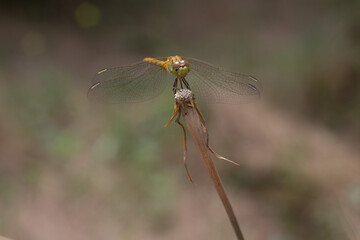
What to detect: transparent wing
<box><xmin>185</xmin><ymin>57</ymin><xmax>262</xmax><ymax>103</ymax></box>
<box><xmin>88</xmin><ymin>60</ymin><xmax>172</xmax><ymax>103</ymax></box>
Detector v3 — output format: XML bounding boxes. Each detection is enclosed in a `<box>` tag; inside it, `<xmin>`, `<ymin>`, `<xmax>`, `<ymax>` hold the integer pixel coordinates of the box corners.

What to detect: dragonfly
<box><xmin>88</xmin><ymin>56</ymin><xmax>262</xmax><ymax>103</ymax></box>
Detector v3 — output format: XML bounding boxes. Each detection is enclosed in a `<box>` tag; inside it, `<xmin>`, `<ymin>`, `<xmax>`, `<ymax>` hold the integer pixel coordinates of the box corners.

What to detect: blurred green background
<box><xmin>0</xmin><ymin>1</ymin><xmax>359</xmax><ymax>240</ymax></box>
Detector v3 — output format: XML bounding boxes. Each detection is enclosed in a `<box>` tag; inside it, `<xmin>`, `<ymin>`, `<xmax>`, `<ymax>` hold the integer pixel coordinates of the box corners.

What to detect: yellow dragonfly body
<box><xmin>144</xmin><ymin>56</ymin><xmax>190</xmax><ymax>78</ymax></box>
<box><xmin>88</xmin><ymin>55</ymin><xmax>261</xmax><ymax>103</ymax></box>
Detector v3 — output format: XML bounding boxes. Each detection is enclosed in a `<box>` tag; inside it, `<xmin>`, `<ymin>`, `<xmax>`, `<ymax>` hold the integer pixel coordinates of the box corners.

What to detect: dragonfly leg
<box><xmin>172</xmin><ymin>78</ymin><xmax>178</xmax><ymax>94</ymax></box>
<box><xmin>182</xmin><ymin>78</ymin><xmax>191</xmax><ymax>90</ymax></box>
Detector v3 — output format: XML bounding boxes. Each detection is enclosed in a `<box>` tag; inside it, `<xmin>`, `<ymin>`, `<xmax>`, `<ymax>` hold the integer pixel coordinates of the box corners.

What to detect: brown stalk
<box><xmin>166</xmin><ymin>89</ymin><xmax>245</xmax><ymax>240</ymax></box>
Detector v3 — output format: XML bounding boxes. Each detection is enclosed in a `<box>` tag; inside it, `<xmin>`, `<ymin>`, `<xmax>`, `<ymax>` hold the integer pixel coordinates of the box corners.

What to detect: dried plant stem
<box><xmin>181</xmin><ymin>105</ymin><xmax>245</xmax><ymax>240</ymax></box>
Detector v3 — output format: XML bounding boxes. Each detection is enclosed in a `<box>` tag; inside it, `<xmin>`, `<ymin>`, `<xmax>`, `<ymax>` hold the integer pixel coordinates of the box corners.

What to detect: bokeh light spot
<box><xmin>74</xmin><ymin>2</ymin><xmax>101</xmax><ymax>29</ymax></box>
<box><xmin>20</xmin><ymin>31</ymin><xmax>47</xmax><ymax>56</ymax></box>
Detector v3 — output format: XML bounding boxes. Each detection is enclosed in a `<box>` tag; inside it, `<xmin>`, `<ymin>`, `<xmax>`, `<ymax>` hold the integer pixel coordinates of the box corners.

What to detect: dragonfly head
<box><xmin>171</xmin><ymin>60</ymin><xmax>190</xmax><ymax>78</ymax></box>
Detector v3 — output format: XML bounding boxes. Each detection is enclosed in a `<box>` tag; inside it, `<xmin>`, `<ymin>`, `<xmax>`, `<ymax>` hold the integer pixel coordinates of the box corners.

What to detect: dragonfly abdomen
<box><xmin>143</xmin><ymin>57</ymin><xmax>166</xmax><ymax>69</ymax></box>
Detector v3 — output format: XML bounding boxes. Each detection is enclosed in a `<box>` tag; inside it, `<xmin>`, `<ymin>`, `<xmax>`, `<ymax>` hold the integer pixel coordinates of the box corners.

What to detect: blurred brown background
<box><xmin>0</xmin><ymin>0</ymin><xmax>359</xmax><ymax>239</ymax></box>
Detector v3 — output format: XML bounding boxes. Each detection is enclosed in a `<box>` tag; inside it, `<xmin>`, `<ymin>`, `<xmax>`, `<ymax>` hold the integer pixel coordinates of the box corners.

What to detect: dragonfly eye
<box><xmin>172</xmin><ymin>61</ymin><xmax>181</xmax><ymax>70</ymax></box>
<box><xmin>182</xmin><ymin>60</ymin><xmax>189</xmax><ymax>67</ymax></box>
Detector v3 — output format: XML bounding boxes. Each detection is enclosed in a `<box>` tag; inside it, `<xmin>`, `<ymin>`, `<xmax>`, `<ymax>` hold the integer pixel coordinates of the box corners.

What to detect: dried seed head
<box><xmin>175</xmin><ymin>89</ymin><xmax>193</xmax><ymax>103</ymax></box>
